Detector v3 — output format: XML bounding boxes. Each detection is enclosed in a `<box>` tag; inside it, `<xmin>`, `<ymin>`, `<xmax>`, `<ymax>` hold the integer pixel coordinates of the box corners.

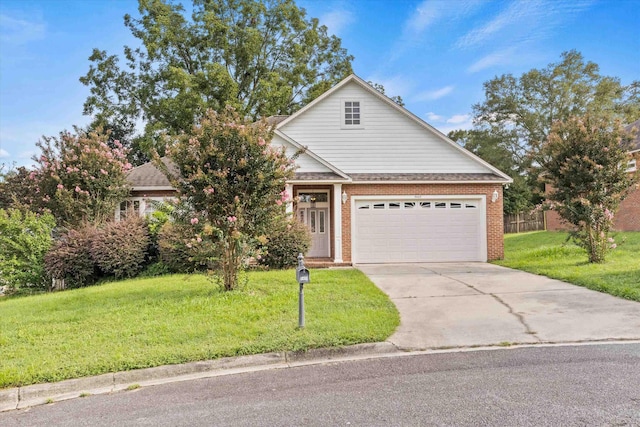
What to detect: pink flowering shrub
<box><xmin>156</xmin><ymin>107</ymin><xmax>296</xmax><ymax>290</ymax></box>
<box><xmin>541</xmin><ymin>114</ymin><xmax>637</xmax><ymax>262</ymax></box>
<box><xmin>31</xmin><ymin>128</ymin><xmax>132</xmax><ymax>227</ymax></box>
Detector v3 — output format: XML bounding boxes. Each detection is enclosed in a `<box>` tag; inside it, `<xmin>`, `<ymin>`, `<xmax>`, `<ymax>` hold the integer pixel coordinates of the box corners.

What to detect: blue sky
<box><xmin>1</xmin><ymin>0</ymin><xmax>639</xmax><ymax>168</ymax></box>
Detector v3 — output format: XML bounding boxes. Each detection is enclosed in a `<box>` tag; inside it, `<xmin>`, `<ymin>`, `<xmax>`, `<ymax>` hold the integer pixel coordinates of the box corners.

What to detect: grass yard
<box><xmin>495</xmin><ymin>231</ymin><xmax>640</xmax><ymax>302</ymax></box>
<box><xmin>0</xmin><ymin>269</ymin><xmax>399</xmax><ymax>389</ymax></box>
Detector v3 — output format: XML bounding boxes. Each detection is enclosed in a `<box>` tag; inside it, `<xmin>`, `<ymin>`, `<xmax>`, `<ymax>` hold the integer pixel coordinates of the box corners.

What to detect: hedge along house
<box><xmin>124</xmin><ymin>74</ymin><xmax>512</xmax><ymax>264</ymax></box>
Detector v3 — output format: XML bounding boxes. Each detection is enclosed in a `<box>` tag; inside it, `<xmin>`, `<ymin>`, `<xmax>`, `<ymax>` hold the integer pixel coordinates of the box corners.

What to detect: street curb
<box><xmin>1</xmin><ymin>342</ymin><xmax>400</xmax><ymax>412</ymax></box>
<box><xmin>7</xmin><ymin>340</ymin><xmax>635</xmax><ymax>412</ymax></box>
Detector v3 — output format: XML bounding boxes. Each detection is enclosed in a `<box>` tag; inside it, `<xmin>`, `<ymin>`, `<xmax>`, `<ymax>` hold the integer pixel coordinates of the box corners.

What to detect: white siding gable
<box><xmin>271</xmin><ymin>134</ymin><xmax>332</xmax><ymax>173</ymax></box>
<box><xmin>279</xmin><ymin>81</ymin><xmax>492</xmax><ymax>174</ymax></box>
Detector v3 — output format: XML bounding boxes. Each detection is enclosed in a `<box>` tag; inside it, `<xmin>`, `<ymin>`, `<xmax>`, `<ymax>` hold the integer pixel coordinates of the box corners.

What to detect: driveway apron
<box><xmin>358</xmin><ymin>263</ymin><xmax>640</xmax><ymax>350</ymax></box>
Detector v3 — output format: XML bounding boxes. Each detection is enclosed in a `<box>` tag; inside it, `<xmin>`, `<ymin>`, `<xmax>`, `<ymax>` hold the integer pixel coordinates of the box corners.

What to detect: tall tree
<box><xmin>449</xmin><ymin>129</ymin><xmax>533</xmax><ymax>215</ymax></box>
<box><xmin>540</xmin><ymin>114</ymin><xmax>637</xmax><ymax>263</ymax></box>
<box><xmin>473</xmin><ymin>50</ymin><xmax>639</xmax><ymax>170</ymax></box>
<box><xmin>80</xmin><ymin>0</ymin><xmax>353</xmax><ymax>157</ymax></box>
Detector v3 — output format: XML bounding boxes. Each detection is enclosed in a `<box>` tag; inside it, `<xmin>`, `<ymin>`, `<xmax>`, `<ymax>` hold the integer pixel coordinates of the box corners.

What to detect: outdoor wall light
<box><xmin>492</xmin><ymin>189</ymin><xmax>500</xmax><ymax>203</ymax></box>
<box><xmin>341</xmin><ymin>190</ymin><xmax>348</xmax><ymax>204</ymax></box>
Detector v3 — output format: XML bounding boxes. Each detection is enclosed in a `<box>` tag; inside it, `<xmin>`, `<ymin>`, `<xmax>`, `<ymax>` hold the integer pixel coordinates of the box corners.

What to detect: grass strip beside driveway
<box><xmin>495</xmin><ymin>231</ymin><xmax>640</xmax><ymax>302</ymax></box>
<box><xmin>0</xmin><ymin>269</ymin><xmax>399</xmax><ymax>389</ymax></box>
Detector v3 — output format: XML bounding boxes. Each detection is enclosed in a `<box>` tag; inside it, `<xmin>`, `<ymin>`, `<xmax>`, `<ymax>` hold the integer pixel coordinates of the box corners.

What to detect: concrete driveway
<box><xmin>358</xmin><ymin>263</ymin><xmax>640</xmax><ymax>350</ymax></box>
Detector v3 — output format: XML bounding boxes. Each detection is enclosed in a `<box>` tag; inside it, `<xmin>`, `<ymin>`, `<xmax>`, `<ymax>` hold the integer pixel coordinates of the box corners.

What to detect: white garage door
<box><xmin>353</xmin><ymin>198</ymin><xmax>486</xmax><ymax>263</ymax></box>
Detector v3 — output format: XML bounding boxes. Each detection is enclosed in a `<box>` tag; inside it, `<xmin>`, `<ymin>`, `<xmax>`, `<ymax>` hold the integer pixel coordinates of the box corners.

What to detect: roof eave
<box><xmin>349</xmin><ymin>179</ymin><xmax>512</xmax><ymax>185</ymax></box>
<box><xmin>131</xmin><ymin>186</ymin><xmax>176</xmax><ymax>192</ymax></box>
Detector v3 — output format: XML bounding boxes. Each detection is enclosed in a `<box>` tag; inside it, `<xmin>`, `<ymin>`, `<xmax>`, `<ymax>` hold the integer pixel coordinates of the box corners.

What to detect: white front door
<box><xmin>299</xmin><ymin>207</ymin><xmax>330</xmax><ymax>257</ymax></box>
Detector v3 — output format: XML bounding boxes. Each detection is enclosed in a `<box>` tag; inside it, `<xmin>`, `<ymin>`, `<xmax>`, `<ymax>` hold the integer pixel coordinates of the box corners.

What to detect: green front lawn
<box><xmin>0</xmin><ymin>269</ymin><xmax>399</xmax><ymax>389</ymax></box>
<box><xmin>495</xmin><ymin>231</ymin><xmax>640</xmax><ymax>301</ymax></box>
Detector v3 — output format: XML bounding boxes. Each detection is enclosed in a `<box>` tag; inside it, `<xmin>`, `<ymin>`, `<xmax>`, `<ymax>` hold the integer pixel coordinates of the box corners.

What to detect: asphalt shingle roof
<box><xmin>126</xmin><ymin>158</ymin><xmax>176</xmax><ymax>188</ymax></box>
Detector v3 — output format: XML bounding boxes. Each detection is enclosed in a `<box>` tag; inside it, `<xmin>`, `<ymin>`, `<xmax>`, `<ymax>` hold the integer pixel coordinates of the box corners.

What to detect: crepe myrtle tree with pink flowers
<box><xmin>540</xmin><ymin>113</ymin><xmax>637</xmax><ymax>263</ymax></box>
<box><xmin>32</xmin><ymin>127</ymin><xmax>133</xmax><ymax>227</ymax></box>
<box><xmin>157</xmin><ymin>107</ymin><xmax>297</xmax><ymax>291</ymax></box>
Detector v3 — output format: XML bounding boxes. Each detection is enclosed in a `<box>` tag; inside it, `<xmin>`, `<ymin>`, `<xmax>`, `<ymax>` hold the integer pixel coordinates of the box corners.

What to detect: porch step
<box><xmin>304</xmin><ymin>258</ymin><xmax>353</xmax><ymax>269</ymax></box>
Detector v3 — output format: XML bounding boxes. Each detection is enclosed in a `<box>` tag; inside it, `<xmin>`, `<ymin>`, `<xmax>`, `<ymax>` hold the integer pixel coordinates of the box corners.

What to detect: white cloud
<box><xmin>427</xmin><ymin>113</ymin><xmax>474</xmax><ymax>135</ymax></box>
<box><xmin>0</xmin><ymin>14</ymin><xmax>45</xmax><ymax>45</ymax></box>
<box><xmin>319</xmin><ymin>8</ymin><xmax>355</xmax><ymax>36</ymax></box>
<box><xmin>0</xmin><ymin>148</ymin><xmax>9</xmax><ymax>158</ymax></box>
<box><xmin>404</xmin><ymin>0</ymin><xmax>482</xmax><ymax>36</ymax></box>
<box><xmin>424</xmin><ymin>112</ymin><xmax>474</xmax><ymax>134</ymax></box>
<box><xmin>426</xmin><ymin>112</ymin><xmax>444</xmax><ymax>122</ymax></box>
<box><xmin>446</xmin><ymin>114</ymin><xmax>471</xmax><ymax>125</ymax></box>
<box><xmin>467</xmin><ymin>47</ymin><xmax>517</xmax><ymax>73</ymax></box>
<box><xmin>387</xmin><ymin>0</ymin><xmax>482</xmax><ymax>61</ymax></box>
<box><xmin>414</xmin><ymin>85</ymin><xmax>454</xmax><ymax>101</ymax></box>
<box><xmin>458</xmin><ymin>0</ymin><xmax>593</xmax><ymax>73</ymax></box>
<box><xmin>404</xmin><ymin>1</ymin><xmax>439</xmax><ymax>35</ymax></box>
<box><xmin>457</xmin><ymin>0</ymin><xmax>593</xmax><ymax>49</ymax></box>
<box><xmin>456</xmin><ymin>1</ymin><xmax>530</xmax><ymax>49</ymax></box>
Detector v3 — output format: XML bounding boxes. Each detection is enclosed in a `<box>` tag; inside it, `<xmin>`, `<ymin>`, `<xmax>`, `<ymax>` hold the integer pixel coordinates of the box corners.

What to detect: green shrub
<box><xmin>91</xmin><ymin>217</ymin><xmax>150</xmax><ymax>279</ymax></box>
<box><xmin>44</xmin><ymin>225</ymin><xmax>98</xmax><ymax>288</ymax></box>
<box><xmin>139</xmin><ymin>261</ymin><xmax>172</xmax><ymax>277</ymax></box>
<box><xmin>258</xmin><ymin>219</ymin><xmax>311</xmax><ymax>269</ymax></box>
<box><xmin>157</xmin><ymin>221</ymin><xmax>218</xmax><ymax>273</ymax></box>
<box><xmin>145</xmin><ymin>201</ymin><xmax>174</xmax><ymax>261</ymax></box>
<box><xmin>0</xmin><ymin>208</ymin><xmax>55</xmax><ymax>291</ymax></box>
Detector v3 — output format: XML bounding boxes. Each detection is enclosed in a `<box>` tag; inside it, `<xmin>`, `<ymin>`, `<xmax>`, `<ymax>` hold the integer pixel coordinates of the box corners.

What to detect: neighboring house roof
<box><xmin>265</xmin><ymin>115</ymin><xmax>290</xmax><ymax>126</ymax></box>
<box><xmin>127</xmin><ymin>158</ymin><xmax>176</xmax><ymax>190</ymax></box>
<box><xmin>624</xmin><ymin>119</ymin><xmax>640</xmax><ymax>152</ymax></box>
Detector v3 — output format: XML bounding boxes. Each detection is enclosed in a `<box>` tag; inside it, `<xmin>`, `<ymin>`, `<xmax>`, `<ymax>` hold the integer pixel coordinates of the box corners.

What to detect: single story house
<box><xmin>123</xmin><ymin>74</ymin><xmax>513</xmax><ymax>264</ymax></box>
<box><xmin>546</xmin><ymin>119</ymin><xmax>640</xmax><ymax>231</ymax></box>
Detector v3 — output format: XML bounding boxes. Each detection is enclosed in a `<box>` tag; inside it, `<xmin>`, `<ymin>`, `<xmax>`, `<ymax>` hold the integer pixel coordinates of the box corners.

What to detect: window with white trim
<box><xmin>627</xmin><ymin>159</ymin><xmax>637</xmax><ymax>172</ymax></box>
<box><xmin>119</xmin><ymin>200</ymin><xmax>140</xmax><ymax>219</ymax></box>
<box><xmin>343</xmin><ymin>100</ymin><xmax>361</xmax><ymax>127</ymax></box>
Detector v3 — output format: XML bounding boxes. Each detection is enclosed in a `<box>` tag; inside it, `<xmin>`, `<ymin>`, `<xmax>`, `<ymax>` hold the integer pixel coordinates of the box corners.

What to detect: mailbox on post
<box><xmin>296</xmin><ymin>253</ymin><xmax>310</xmax><ymax>328</ymax></box>
<box><xmin>296</xmin><ymin>265</ymin><xmax>310</xmax><ymax>284</ymax></box>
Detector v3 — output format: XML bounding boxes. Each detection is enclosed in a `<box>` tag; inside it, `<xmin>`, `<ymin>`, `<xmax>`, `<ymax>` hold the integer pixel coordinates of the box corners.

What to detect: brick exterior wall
<box><xmin>546</xmin><ymin>152</ymin><xmax>640</xmax><ymax>232</ymax></box>
<box><xmin>339</xmin><ymin>183</ymin><xmax>505</xmax><ymax>262</ymax></box>
<box><xmin>137</xmin><ymin>184</ymin><xmax>506</xmax><ymax>262</ymax></box>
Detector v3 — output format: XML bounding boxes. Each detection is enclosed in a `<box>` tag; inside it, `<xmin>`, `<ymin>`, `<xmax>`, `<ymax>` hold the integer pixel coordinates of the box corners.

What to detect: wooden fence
<box><xmin>504</xmin><ymin>211</ymin><xmax>545</xmax><ymax>234</ymax></box>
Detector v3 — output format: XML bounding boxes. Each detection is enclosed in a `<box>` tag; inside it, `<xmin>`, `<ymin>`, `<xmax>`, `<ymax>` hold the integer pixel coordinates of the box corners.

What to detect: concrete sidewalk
<box><xmin>359</xmin><ymin>263</ymin><xmax>640</xmax><ymax>350</ymax></box>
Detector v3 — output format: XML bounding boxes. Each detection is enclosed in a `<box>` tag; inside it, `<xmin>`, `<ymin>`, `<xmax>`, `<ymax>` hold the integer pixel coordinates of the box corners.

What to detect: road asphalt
<box><xmin>2</xmin><ymin>262</ymin><xmax>639</xmax><ymax>412</ymax></box>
